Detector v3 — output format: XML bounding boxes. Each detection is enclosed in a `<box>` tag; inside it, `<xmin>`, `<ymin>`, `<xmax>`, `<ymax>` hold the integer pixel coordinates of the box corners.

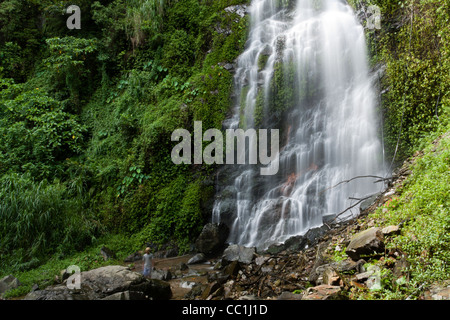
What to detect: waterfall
<box><xmin>212</xmin><ymin>0</ymin><xmax>385</xmax><ymax>250</ymax></box>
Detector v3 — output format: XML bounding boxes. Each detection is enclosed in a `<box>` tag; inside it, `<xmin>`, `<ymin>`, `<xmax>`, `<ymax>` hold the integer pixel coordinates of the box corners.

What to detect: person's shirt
<box><xmin>143</xmin><ymin>253</ymin><xmax>153</xmax><ymax>268</ymax></box>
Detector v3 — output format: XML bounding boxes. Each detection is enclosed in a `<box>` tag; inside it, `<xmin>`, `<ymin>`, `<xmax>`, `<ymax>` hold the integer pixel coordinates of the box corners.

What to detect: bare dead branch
<box><xmin>319</xmin><ymin>175</ymin><xmax>392</xmax><ymax>195</ymax></box>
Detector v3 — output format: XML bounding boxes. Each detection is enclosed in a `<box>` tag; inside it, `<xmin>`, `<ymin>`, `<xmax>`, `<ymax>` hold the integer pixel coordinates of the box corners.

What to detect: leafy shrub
<box><xmin>365</xmin><ymin>0</ymin><xmax>450</xmax><ymax>162</ymax></box>
<box><xmin>0</xmin><ymin>85</ymin><xmax>86</xmax><ymax>178</ymax></box>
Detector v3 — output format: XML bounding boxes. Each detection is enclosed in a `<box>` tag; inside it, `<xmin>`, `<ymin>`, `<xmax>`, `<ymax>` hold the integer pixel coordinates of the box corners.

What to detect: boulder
<box><xmin>151</xmin><ymin>269</ymin><xmax>172</xmax><ymax>281</ymax></box>
<box><xmin>79</xmin><ymin>265</ymin><xmax>142</xmax><ymax>296</ymax></box>
<box><xmin>24</xmin><ymin>265</ymin><xmax>172</xmax><ymax>300</ymax></box>
<box><xmin>222</xmin><ymin>244</ymin><xmax>255</xmax><ymax>264</ymax></box>
<box><xmin>345</xmin><ymin>227</ymin><xmax>385</xmax><ymax>260</ymax></box>
<box><xmin>187</xmin><ymin>253</ymin><xmax>207</xmax><ymax>265</ymax></box>
<box><xmin>304</xmin><ymin>225</ymin><xmax>329</xmax><ymax>246</ymax></box>
<box><xmin>265</xmin><ymin>225</ymin><xmax>328</xmax><ymax>254</ymax></box>
<box><xmin>0</xmin><ymin>275</ymin><xmax>21</xmax><ymax>298</ymax></box>
<box><xmin>195</xmin><ymin>223</ymin><xmax>229</xmax><ymax>256</ymax></box>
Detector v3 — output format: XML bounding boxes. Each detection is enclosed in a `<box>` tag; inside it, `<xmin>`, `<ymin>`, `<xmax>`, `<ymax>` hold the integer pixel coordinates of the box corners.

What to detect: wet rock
<box><xmin>151</xmin><ymin>269</ymin><xmax>172</xmax><ymax>281</ymax></box>
<box><xmin>284</xmin><ymin>235</ymin><xmax>308</xmax><ymax>251</ymax></box>
<box><xmin>187</xmin><ymin>253</ymin><xmax>207</xmax><ymax>265</ymax></box>
<box><xmin>222</xmin><ymin>244</ymin><xmax>255</xmax><ymax>264</ymax></box>
<box><xmin>345</xmin><ymin>227</ymin><xmax>385</xmax><ymax>260</ymax></box>
<box><xmin>266</xmin><ymin>226</ymin><xmax>328</xmax><ymax>254</ymax></box>
<box><xmin>266</xmin><ymin>243</ymin><xmax>286</xmax><ymax>255</ymax></box>
<box><xmin>304</xmin><ymin>226</ymin><xmax>329</xmax><ymax>246</ymax></box>
<box><xmin>195</xmin><ymin>223</ymin><xmax>229</xmax><ymax>256</ymax></box>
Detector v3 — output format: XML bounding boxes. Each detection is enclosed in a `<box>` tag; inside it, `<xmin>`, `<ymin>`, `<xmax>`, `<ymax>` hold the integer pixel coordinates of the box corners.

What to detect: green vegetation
<box><xmin>0</xmin><ymin>0</ymin><xmax>249</xmax><ymax>289</ymax></box>
<box><xmin>357</xmin><ymin>0</ymin><xmax>450</xmax><ymax>163</ymax></box>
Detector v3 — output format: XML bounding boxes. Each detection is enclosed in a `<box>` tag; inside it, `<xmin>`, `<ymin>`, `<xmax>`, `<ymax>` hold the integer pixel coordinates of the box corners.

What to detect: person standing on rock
<box><xmin>143</xmin><ymin>247</ymin><xmax>154</xmax><ymax>278</ymax></box>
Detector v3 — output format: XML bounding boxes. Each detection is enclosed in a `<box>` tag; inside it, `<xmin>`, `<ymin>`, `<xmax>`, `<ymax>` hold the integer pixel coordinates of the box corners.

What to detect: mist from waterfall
<box><xmin>212</xmin><ymin>0</ymin><xmax>385</xmax><ymax>250</ymax></box>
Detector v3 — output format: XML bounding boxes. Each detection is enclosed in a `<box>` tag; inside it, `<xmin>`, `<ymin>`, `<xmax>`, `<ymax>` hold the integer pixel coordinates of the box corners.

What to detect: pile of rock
<box><xmin>182</xmin><ymin>221</ymin><xmax>410</xmax><ymax>301</ymax></box>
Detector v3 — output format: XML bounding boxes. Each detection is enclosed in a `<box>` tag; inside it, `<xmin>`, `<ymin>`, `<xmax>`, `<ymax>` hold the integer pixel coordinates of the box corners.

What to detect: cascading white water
<box><xmin>212</xmin><ymin>0</ymin><xmax>385</xmax><ymax>250</ymax></box>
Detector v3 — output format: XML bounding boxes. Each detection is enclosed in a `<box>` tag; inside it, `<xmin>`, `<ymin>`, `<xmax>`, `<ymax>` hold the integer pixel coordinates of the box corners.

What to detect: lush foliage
<box><xmin>355</xmin><ymin>0</ymin><xmax>450</xmax><ymax>163</ymax></box>
<box><xmin>0</xmin><ymin>0</ymin><xmax>250</xmax><ymax>277</ymax></box>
